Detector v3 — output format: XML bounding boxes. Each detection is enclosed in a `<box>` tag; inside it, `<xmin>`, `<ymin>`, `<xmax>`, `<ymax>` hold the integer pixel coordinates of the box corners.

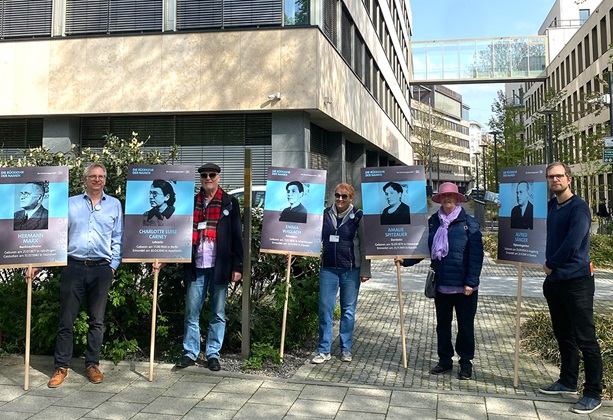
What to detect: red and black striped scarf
<box><xmin>192</xmin><ymin>187</ymin><xmax>223</xmax><ymax>245</ymax></box>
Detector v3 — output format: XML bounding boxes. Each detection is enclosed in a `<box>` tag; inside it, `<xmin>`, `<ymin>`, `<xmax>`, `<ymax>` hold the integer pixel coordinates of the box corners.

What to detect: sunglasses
<box><xmin>334</xmin><ymin>193</ymin><xmax>350</xmax><ymax>200</ymax></box>
<box><xmin>200</xmin><ymin>172</ymin><xmax>218</xmax><ymax>179</ymax></box>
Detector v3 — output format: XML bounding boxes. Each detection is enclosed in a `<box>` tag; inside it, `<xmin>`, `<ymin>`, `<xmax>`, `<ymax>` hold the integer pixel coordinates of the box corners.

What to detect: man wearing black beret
<box><xmin>176</xmin><ymin>162</ymin><xmax>244</xmax><ymax>371</ymax></box>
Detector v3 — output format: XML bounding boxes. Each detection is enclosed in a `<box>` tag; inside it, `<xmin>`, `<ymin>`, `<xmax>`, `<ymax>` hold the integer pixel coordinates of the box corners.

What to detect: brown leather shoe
<box><xmin>86</xmin><ymin>365</ymin><xmax>104</xmax><ymax>384</ymax></box>
<box><xmin>48</xmin><ymin>367</ymin><xmax>68</xmax><ymax>388</ymax></box>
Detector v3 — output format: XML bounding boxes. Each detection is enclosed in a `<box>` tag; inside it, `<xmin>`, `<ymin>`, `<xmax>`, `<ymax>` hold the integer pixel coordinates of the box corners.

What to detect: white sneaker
<box><xmin>340</xmin><ymin>351</ymin><xmax>353</xmax><ymax>362</ymax></box>
<box><xmin>311</xmin><ymin>353</ymin><xmax>331</xmax><ymax>364</ymax></box>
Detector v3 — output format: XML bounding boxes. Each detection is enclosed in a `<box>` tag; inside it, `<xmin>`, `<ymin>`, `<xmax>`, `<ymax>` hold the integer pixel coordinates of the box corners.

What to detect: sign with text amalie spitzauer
<box><xmin>123</xmin><ymin>164</ymin><xmax>195</xmax><ymax>263</ymax></box>
<box><xmin>360</xmin><ymin>165</ymin><xmax>429</xmax><ymax>259</ymax></box>
<box><xmin>0</xmin><ymin>166</ymin><xmax>68</xmax><ymax>268</ymax></box>
<box><xmin>497</xmin><ymin>165</ymin><xmax>547</xmax><ymax>267</ymax></box>
<box><xmin>260</xmin><ymin>167</ymin><xmax>327</xmax><ymax>257</ymax></box>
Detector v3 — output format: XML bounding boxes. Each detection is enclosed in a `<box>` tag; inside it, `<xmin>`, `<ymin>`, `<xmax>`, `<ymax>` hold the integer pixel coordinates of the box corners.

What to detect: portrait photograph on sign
<box><xmin>260</xmin><ymin>167</ymin><xmax>326</xmax><ymax>256</ymax></box>
<box><xmin>360</xmin><ymin>166</ymin><xmax>429</xmax><ymax>259</ymax></box>
<box><xmin>123</xmin><ymin>165</ymin><xmax>195</xmax><ymax>263</ymax></box>
<box><xmin>0</xmin><ymin>166</ymin><xmax>69</xmax><ymax>268</ymax></box>
<box><xmin>497</xmin><ymin>165</ymin><xmax>548</xmax><ymax>266</ymax></box>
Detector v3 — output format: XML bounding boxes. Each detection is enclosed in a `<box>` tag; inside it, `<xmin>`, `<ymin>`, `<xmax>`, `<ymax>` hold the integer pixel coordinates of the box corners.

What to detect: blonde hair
<box><xmin>334</xmin><ymin>183</ymin><xmax>355</xmax><ymax>197</ymax></box>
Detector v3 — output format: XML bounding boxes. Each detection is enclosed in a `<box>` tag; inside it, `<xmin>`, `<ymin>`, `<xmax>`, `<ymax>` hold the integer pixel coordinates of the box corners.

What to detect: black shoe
<box><xmin>458</xmin><ymin>366</ymin><xmax>472</xmax><ymax>380</ymax></box>
<box><xmin>175</xmin><ymin>355</ymin><xmax>195</xmax><ymax>368</ymax></box>
<box><xmin>207</xmin><ymin>358</ymin><xmax>221</xmax><ymax>371</ymax></box>
<box><xmin>430</xmin><ymin>364</ymin><xmax>452</xmax><ymax>375</ymax></box>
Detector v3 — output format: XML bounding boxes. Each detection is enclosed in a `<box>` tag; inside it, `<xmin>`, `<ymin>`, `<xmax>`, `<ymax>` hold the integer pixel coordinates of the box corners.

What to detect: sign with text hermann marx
<box><xmin>122</xmin><ymin>165</ymin><xmax>195</xmax><ymax>263</ymax></box>
<box><xmin>0</xmin><ymin>166</ymin><xmax>68</xmax><ymax>268</ymax></box>
<box><xmin>260</xmin><ymin>167</ymin><xmax>327</xmax><ymax>257</ymax></box>
<box><xmin>497</xmin><ymin>165</ymin><xmax>547</xmax><ymax>266</ymax></box>
<box><xmin>360</xmin><ymin>165</ymin><xmax>429</xmax><ymax>259</ymax></box>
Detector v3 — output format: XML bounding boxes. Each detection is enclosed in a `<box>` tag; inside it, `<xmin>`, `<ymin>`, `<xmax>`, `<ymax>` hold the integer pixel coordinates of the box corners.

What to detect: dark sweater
<box><xmin>545</xmin><ymin>194</ymin><xmax>591</xmax><ymax>282</ymax></box>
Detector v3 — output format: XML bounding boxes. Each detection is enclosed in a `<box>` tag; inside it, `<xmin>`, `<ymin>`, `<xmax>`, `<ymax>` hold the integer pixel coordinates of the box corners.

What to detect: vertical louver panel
<box><xmin>0</xmin><ymin>118</ymin><xmax>44</xmax><ymax>160</ymax></box>
<box><xmin>323</xmin><ymin>0</ymin><xmax>337</xmax><ymax>47</ymax></box>
<box><xmin>340</xmin><ymin>5</ymin><xmax>352</xmax><ymax>64</ymax></box>
<box><xmin>1</xmin><ymin>0</ymin><xmax>52</xmax><ymax>39</ymax></box>
<box><xmin>66</xmin><ymin>0</ymin><xmax>162</xmax><ymax>35</ymax></box>
<box><xmin>176</xmin><ymin>0</ymin><xmax>222</xmax><ymax>30</ymax></box>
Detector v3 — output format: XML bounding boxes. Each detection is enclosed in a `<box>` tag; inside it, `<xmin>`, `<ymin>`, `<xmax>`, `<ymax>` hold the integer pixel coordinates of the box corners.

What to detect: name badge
<box><xmin>198</xmin><ymin>222</ymin><xmax>207</xmax><ymax>230</ymax></box>
<box><xmin>329</xmin><ymin>235</ymin><xmax>340</xmax><ymax>242</ymax></box>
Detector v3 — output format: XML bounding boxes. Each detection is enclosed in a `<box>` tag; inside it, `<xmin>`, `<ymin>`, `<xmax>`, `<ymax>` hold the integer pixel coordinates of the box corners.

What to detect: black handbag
<box><xmin>424</xmin><ymin>266</ymin><xmax>436</xmax><ymax>299</ymax></box>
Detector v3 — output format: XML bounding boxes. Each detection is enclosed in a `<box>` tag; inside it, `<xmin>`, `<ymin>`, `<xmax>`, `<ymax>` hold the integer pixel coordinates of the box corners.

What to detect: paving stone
<box><xmin>285</xmin><ymin>399</ymin><xmax>340</xmax><ymax>418</ymax></box>
<box><xmin>386</xmin><ymin>406</ymin><xmax>436</xmax><ymax>420</ymax></box>
<box><xmin>389</xmin><ymin>390</ymin><xmax>437</xmax><ymax>408</ymax></box>
<box><xmin>0</xmin><ymin>411</ymin><xmax>33</xmax><ymax>420</ymax></box>
<box><xmin>0</xmin><ymin>395</ymin><xmax>58</xmax><ymax>414</ymax></box>
<box><xmin>140</xmin><ymin>396</ymin><xmax>199</xmax><ymax>416</ymax></box>
<box><xmin>195</xmin><ymin>391</ymin><xmax>251</xmax><ymax>410</ymax></box>
<box><xmin>334</xmin><ymin>411</ymin><xmax>386</xmax><ymax>420</ymax></box>
<box><xmin>130</xmin><ymin>414</ymin><xmax>179</xmax><ymax>420</ymax></box>
<box><xmin>109</xmin><ymin>385</ymin><xmax>165</xmax><ymax>404</ymax></box>
<box><xmin>339</xmin><ymin>394</ymin><xmax>389</xmax><ymax>414</ymax></box>
<box><xmin>84</xmin><ymin>401</ymin><xmax>146</xmax><ymax>419</ymax></box>
<box><xmin>298</xmin><ymin>384</ymin><xmax>347</xmax><ymax>402</ymax></box>
<box><xmin>0</xmin><ymin>385</ymin><xmax>27</xmax><ymax>402</ymax></box>
<box><xmin>233</xmin><ymin>402</ymin><xmax>288</xmax><ymax>419</ymax></box>
<box><xmin>183</xmin><ymin>407</ymin><xmax>237</xmax><ymax>419</ymax></box>
<box><xmin>54</xmin><ymin>390</ymin><xmax>113</xmax><ymax>408</ymax></box>
<box><xmin>247</xmin><ymin>387</ymin><xmax>300</xmax><ymax>407</ymax></box>
<box><xmin>260</xmin><ymin>380</ymin><xmax>304</xmax><ymax>391</ymax></box>
<box><xmin>162</xmin><ymin>380</ymin><xmax>214</xmax><ymax>399</ymax></box>
<box><xmin>485</xmin><ymin>397</ymin><xmax>538</xmax><ymax>418</ymax></box>
<box><xmin>211</xmin><ymin>378</ymin><xmax>262</xmax><ymax>394</ymax></box>
<box><xmin>29</xmin><ymin>406</ymin><xmax>91</xmax><ymax>419</ymax></box>
<box><xmin>437</xmin><ymin>401</ymin><xmax>488</xmax><ymax>420</ymax></box>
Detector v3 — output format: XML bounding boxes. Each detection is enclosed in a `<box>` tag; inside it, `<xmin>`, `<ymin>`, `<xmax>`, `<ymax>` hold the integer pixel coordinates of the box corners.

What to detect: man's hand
<box><xmin>463</xmin><ymin>285</ymin><xmax>474</xmax><ymax>296</ymax></box>
<box><xmin>25</xmin><ymin>267</ymin><xmax>40</xmax><ymax>282</ymax></box>
<box><xmin>360</xmin><ymin>276</ymin><xmax>370</xmax><ymax>283</ymax></box>
<box><xmin>232</xmin><ymin>271</ymin><xmax>242</xmax><ymax>282</ymax></box>
<box><xmin>543</xmin><ymin>262</ymin><xmax>553</xmax><ymax>276</ymax></box>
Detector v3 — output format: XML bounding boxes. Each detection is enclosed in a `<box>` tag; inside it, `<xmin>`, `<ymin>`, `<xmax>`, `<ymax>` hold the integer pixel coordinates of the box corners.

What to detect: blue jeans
<box><xmin>317</xmin><ymin>267</ymin><xmax>361</xmax><ymax>354</ymax></box>
<box><xmin>183</xmin><ymin>268</ymin><xmax>228</xmax><ymax>361</ymax></box>
<box><xmin>543</xmin><ymin>276</ymin><xmax>602</xmax><ymax>399</ymax></box>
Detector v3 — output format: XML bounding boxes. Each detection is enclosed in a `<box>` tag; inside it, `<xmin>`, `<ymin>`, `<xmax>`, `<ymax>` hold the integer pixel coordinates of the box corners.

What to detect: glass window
<box><xmin>579</xmin><ymin>9</ymin><xmax>590</xmax><ymax>24</ymax></box>
<box><xmin>284</xmin><ymin>0</ymin><xmax>309</xmax><ymax>25</ymax></box>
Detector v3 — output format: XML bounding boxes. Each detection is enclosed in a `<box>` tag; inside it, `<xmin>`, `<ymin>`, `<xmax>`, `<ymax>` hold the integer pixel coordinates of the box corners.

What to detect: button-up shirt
<box><xmin>67</xmin><ymin>192</ymin><xmax>123</xmax><ymax>270</ymax></box>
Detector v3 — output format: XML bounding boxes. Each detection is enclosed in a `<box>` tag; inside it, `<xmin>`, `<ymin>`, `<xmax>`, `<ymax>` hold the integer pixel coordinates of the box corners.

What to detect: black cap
<box><xmin>197</xmin><ymin>163</ymin><xmax>221</xmax><ymax>173</ymax></box>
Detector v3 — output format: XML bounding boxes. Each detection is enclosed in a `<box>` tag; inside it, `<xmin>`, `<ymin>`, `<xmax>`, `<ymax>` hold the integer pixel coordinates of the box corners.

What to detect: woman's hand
<box><xmin>463</xmin><ymin>285</ymin><xmax>474</xmax><ymax>296</ymax></box>
<box><xmin>393</xmin><ymin>257</ymin><xmax>404</xmax><ymax>265</ymax></box>
<box><xmin>360</xmin><ymin>276</ymin><xmax>370</xmax><ymax>283</ymax></box>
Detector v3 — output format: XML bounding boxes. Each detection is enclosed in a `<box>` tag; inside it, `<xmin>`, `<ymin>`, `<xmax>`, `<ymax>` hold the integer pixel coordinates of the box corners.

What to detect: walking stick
<box><xmin>395</xmin><ymin>261</ymin><xmax>408</xmax><ymax>368</ymax></box>
<box><xmin>513</xmin><ymin>263</ymin><xmax>524</xmax><ymax>387</ymax></box>
<box><xmin>24</xmin><ymin>264</ymin><xmax>33</xmax><ymax>390</ymax></box>
<box><xmin>280</xmin><ymin>253</ymin><xmax>292</xmax><ymax>361</ymax></box>
<box><xmin>149</xmin><ymin>259</ymin><xmax>160</xmax><ymax>382</ymax></box>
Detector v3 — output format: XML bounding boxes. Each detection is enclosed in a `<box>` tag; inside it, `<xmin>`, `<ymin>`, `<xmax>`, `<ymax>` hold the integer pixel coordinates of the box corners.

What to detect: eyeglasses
<box><xmin>149</xmin><ymin>191</ymin><xmax>163</xmax><ymax>198</ymax></box>
<box><xmin>546</xmin><ymin>174</ymin><xmax>567</xmax><ymax>180</ymax></box>
<box><xmin>87</xmin><ymin>175</ymin><xmax>106</xmax><ymax>180</ymax></box>
<box><xmin>20</xmin><ymin>192</ymin><xmax>41</xmax><ymax>197</ymax></box>
<box><xmin>334</xmin><ymin>193</ymin><xmax>350</xmax><ymax>200</ymax></box>
<box><xmin>200</xmin><ymin>172</ymin><xmax>218</xmax><ymax>179</ymax></box>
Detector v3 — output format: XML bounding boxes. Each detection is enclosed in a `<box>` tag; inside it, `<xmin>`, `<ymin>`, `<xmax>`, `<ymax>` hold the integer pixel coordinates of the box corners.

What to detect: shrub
<box><xmin>522</xmin><ymin>311</ymin><xmax>613</xmax><ymax>399</ymax></box>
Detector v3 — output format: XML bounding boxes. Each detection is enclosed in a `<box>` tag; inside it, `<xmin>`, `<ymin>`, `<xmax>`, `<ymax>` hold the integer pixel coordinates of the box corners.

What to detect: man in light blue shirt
<box><xmin>47</xmin><ymin>163</ymin><xmax>123</xmax><ymax>388</ymax></box>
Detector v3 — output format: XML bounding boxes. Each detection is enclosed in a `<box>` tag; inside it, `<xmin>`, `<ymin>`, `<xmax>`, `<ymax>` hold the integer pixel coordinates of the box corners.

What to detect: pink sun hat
<box><xmin>432</xmin><ymin>182</ymin><xmax>466</xmax><ymax>204</ymax></box>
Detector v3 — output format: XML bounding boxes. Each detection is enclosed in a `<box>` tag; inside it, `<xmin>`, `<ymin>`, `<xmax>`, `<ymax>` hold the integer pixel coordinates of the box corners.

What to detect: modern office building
<box><xmin>410</xmin><ymin>85</ymin><xmax>471</xmax><ymax>193</ymax></box>
<box><xmin>0</xmin><ymin>0</ymin><xmax>413</xmax><ymax>196</ymax></box>
<box><xmin>521</xmin><ymin>0</ymin><xmax>612</xmax><ymax>209</ymax></box>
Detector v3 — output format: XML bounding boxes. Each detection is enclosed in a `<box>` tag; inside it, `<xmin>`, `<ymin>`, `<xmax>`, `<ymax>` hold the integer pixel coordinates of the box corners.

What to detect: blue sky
<box><xmin>410</xmin><ymin>0</ymin><xmax>554</xmax><ymax>129</ymax></box>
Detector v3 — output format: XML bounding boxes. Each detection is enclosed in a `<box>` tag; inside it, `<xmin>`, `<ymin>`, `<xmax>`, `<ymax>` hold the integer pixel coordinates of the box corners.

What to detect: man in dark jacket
<box><xmin>175</xmin><ymin>163</ymin><xmax>243</xmax><ymax>371</ymax></box>
<box><xmin>538</xmin><ymin>162</ymin><xmax>602</xmax><ymax>414</ymax></box>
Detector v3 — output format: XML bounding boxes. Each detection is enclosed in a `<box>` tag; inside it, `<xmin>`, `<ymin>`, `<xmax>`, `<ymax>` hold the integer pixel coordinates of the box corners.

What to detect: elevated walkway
<box><xmin>411</xmin><ymin>35</ymin><xmax>548</xmax><ymax>84</ymax></box>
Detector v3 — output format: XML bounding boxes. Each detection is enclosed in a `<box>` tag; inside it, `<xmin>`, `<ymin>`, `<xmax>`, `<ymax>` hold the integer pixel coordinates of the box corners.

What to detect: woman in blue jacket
<box><xmin>396</xmin><ymin>182</ymin><xmax>483</xmax><ymax>379</ymax></box>
<box><xmin>312</xmin><ymin>183</ymin><xmax>371</xmax><ymax>364</ymax></box>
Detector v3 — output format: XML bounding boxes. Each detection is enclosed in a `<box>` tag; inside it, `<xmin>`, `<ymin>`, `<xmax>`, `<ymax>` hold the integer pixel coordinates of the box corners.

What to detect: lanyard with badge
<box><xmin>329</xmin><ymin>210</ymin><xmax>355</xmax><ymax>243</ymax></box>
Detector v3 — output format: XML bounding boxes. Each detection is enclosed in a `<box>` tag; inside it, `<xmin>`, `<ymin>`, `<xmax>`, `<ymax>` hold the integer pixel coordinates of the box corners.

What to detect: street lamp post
<box><xmin>489</xmin><ymin>131</ymin><xmax>501</xmax><ymax>192</ymax></box>
<box><xmin>542</xmin><ymin>110</ymin><xmax>558</xmax><ymax>164</ymax></box>
<box><xmin>480</xmin><ymin>144</ymin><xmax>487</xmax><ymax>191</ymax></box>
<box><xmin>435</xmin><ymin>154</ymin><xmax>440</xmax><ymax>187</ymax></box>
<box><xmin>474</xmin><ymin>152</ymin><xmax>480</xmax><ymax>193</ymax></box>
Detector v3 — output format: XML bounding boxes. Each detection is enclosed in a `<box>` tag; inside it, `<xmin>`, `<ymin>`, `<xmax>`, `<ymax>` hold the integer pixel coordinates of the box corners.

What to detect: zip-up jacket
<box><xmin>321</xmin><ymin>205</ymin><xmax>371</xmax><ymax>277</ymax></box>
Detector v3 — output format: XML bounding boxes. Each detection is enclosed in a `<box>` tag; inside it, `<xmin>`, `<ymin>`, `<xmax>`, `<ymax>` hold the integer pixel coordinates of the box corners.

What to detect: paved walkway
<box><xmin>1</xmin><ymin>255</ymin><xmax>612</xmax><ymax>419</ymax></box>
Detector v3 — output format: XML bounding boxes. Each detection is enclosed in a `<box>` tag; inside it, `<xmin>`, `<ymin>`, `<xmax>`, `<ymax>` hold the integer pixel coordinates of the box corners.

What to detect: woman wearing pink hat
<box><xmin>396</xmin><ymin>182</ymin><xmax>483</xmax><ymax>379</ymax></box>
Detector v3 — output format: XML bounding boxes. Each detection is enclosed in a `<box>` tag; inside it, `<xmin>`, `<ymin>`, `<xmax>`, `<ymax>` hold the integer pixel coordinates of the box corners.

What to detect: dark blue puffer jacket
<box><xmin>428</xmin><ymin>208</ymin><xmax>484</xmax><ymax>288</ymax></box>
<box><xmin>321</xmin><ymin>206</ymin><xmax>367</xmax><ymax>273</ymax></box>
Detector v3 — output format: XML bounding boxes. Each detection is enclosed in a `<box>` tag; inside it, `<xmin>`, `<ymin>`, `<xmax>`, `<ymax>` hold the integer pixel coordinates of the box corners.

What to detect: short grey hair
<box><xmin>84</xmin><ymin>162</ymin><xmax>107</xmax><ymax>178</ymax></box>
